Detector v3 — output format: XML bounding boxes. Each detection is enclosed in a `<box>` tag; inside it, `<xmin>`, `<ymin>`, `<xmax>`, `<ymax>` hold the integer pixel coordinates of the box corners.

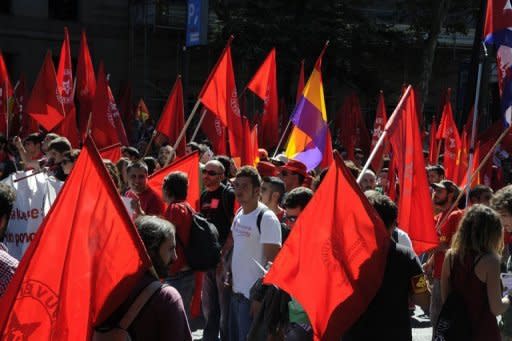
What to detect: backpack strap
<box><xmin>118</xmin><ymin>281</ymin><xmax>162</xmax><ymax>330</ymax></box>
<box><xmin>256</xmin><ymin>207</ymin><xmax>269</xmax><ymax>234</ymax></box>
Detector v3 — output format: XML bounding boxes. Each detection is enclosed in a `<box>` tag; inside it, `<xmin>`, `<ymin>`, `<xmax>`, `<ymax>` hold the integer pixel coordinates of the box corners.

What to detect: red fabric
<box><xmin>318</xmin><ymin>129</ymin><xmax>334</xmax><ymax>169</ymax></box>
<box><xmin>370</xmin><ymin>91</ymin><xmax>388</xmax><ymax>172</ymax></box>
<box><xmin>0</xmin><ymin>137</ymin><xmax>152</xmax><ymax>339</ymax></box>
<box><xmin>90</xmin><ymin>63</ymin><xmax>121</xmax><ymax>149</ymax></box>
<box><xmin>335</xmin><ymin>94</ymin><xmax>371</xmax><ymax>160</ymax></box>
<box><xmin>428</xmin><ymin>116</ymin><xmax>438</xmax><ymax>165</ymax></box>
<box><xmin>107</xmin><ymin>83</ymin><xmax>129</xmax><ymax>146</ymax></box>
<box><xmin>99</xmin><ymin>143</ymin><xmax>122</xmax><ymax>163</ymax></box>
<box><xmin>201</xmin><ymin>107</ymin><xmax>227</xmax><ymax>155</ymax></box>
<box><xmin>386</xmin><ymin>87</ymin><xmax>438</xmax><ymax>254</ymax></box>
<box><xmin>148</xmin><ymin>151</ymin><xmax>200</xmax><ymax>211</ymax></box>
<box><xmin>484</xmin><ymin>0</ymin><xmax>512</xmax><ymax>38</ymax></box>
<box><xmin>239</xmin><ymin>117</ymin><xmax>259</xmax><ymax>166</ymax></box>
<box><xmin>15</xmin><ymin>75</ymin><xmax>37</xmax><ymax>138</ymax></box>
<box><xmin>436</xmin><ymin>90</ymin><xmax>461</xmax><ymax>181</ymax></box>
<box><xmin>0</xmin><ymin>51</ymin><xmax>12</xmax><ymax>136</ymax></box>
<box><xmin>125</xmin><ymin>187</ymin><xmax>165</xmax><ymax>217</ymax></box>
<box><xmin>191</xmin><ymin>273</ymin><xmax>204</xmax><ymax>318</ymax></box>
<box><xmin>26</xmin><ymin>51</ymin><xmax>64</xmax><ymax>131</ymax></box>
<box><xmin>165</xmin><ymin>201</ymin><xmax>194</xmax><ymax>274</ymax></box>
<box><xmin>54</xmin><ymin>27</ymin><xmax>80</xmax><ymax>147</ymax></box>
<box><xmin>199</xmin><ymin>40</ymin><xmax>243</xmax><ymax>160</ymax></box>
<box><xmin>296</xmin><ymin>60</ymin><xmax>305</xmax><ymax>104</ymax></box>
<box><xmin>433</xmin><ymin>210</ymin><xmax>463</xmax><ymax>279</ymax></box>
<box><xmin>247</xmin><ymin>48</ymin><xmax>279</xmax><ymax>149</ymax></box>
<box><xmin>156</xmin><ymin>76</ymin><xmax>186</xmax><ymax>157</ymax></box>
<box><xmin>264</xmin><ymin>153</ymin><xmax>390</xmax><ymax>341</ymax></box>
<box><xmin>76</xmin><ymin>30</ymin><xmax>96</xmax><ymax>139</ymax></box>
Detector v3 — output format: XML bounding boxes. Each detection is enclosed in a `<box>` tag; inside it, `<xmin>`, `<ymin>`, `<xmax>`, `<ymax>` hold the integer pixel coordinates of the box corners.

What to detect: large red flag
<box><xmin>107</xmin><ymin>81</ymin><xmax>129</xmax><ymax>146</ymax></box>
<box><xmin>0</xmin><ymin>51</ymin><xmax>12</xmax><ymax>136</ymax></box>
<box><xmin>335</xmin><ymin>94</ymin><xmax>371</xmax><ymax>160</ymax></box>
<box><xmin>26</xmin><ymin>51</ymin><xmax>65</xmax><ymax>131</ymax></box>
<box><xmin>264</xmin><ymin>153</ymin><xmax>390</xmax><ymax>340</ymax></box>
<box><xmin>148</xmin><ymin>151</ymin><xmax>200</xmax><ymax>210</ymax></box>
<box><xmin>370</xmin><ymin>91</ymin><xmax>388</xmax><ymax>172</ymax></box>
<box><xmin>0</xmin><ymin>137</ymin><xmax>151</xmax><ymax>340</ymax></box>
<box><xmin>155</xmin><ymin>76</ymin><xmax>186</xmax><ymax>156</ymax></box>
<box><xmin>436</xmin><ymin>90</ymin><xmax>462</xmax><ymax>181</ymax></box>
<box><xmin>428</xmin><ymin>116</ymin><xmax>438</xmax><ymax>165</ymax></box>
<box><xmin>239</xmin><ymin>117</ymin><xmax>259</xmax><ymax>166</ymax></box>
<box><xmin>90</xmin><ymin>63</ymin><xmax>121</xmax><ymax>149</ymax></box>
<box><xmin>54</xmin><ymin>27</ymin><xmax>80</xmax><ymax>147</ymax></box>
<box><xmin>201</xmin><ymin>107</ymin><xmax>227</xmax><ymax>155</ymax></box>
<box><xmin>386</xmin><ymin>87</ymin><xmax>438</xmax><ymax>254</ymax></box>
<box><xmin>76</xmin><ymin>30</ymin><xmax>96</xmax><ymax>138</ymax></box>
<box><xmin>199</xmin><ymin>38</ymin><xmax>243</xmax><ymax>160</ymax></box>
<box><xmin>247</xmin><ymin>48</ymin><xmax>279</xmax><ymax>149</ymax></box>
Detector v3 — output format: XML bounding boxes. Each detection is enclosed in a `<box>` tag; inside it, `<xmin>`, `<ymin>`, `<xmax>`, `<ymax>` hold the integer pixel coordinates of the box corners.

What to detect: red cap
<box><xmin>280</xmin><ymin>159</ymin><xmax>307</xmax><ymax>177</ymax></box>
<box><xmin>258</xmin><ymin>148</ymin><xmax>269</xmax><ymax>161</ymax></box>
<box><xmin>257</xmin><ymin>161</ymin><xmax>279</xmax><ymax>177</ymax></box>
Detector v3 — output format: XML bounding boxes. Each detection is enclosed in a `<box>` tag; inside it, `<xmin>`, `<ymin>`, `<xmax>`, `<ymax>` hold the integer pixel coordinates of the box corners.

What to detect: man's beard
<box><xmin>434</xmin><ymin>197</ymin><xmax>448</xmax><ymax>207</ymax></box>
<box><xmin>151</xmin><ymin>252</ymin><xmax>170</xmax><ymax>278</ymax></box>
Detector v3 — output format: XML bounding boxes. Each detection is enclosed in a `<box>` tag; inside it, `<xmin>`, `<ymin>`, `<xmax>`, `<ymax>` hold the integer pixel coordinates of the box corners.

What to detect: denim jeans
<box><xmin>166</xmin><ymin>270</ymin><xmax>195</xmax><ymax>319</ymax></box>
<box><xmin>202</xmin><ymin>268</ymin><xmax>231</xmax><ymax>341</ymax></box>
<box><xmin>229</xmin><ymin>292</ymin><xmax>253</xmax><ymax>341</ymax></box>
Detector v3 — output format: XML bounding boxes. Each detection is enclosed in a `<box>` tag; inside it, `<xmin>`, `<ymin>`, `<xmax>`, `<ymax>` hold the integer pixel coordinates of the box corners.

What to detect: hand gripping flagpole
<box><xmin>465</xmin><ymin>41</ymin><xmax>487</xmax><ymax>206</ymax></box>
<box><xmin>357</xmin><ymin>85</ymin><xmax>412</xmax><ymax>184</ymax></box>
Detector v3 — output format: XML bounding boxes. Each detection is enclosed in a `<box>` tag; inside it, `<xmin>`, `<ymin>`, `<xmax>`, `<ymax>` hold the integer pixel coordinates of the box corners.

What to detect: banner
<box><xmin>2</xmin><ymin>171</ymin><xmax>62</xmax><ymax>259</ymax></box>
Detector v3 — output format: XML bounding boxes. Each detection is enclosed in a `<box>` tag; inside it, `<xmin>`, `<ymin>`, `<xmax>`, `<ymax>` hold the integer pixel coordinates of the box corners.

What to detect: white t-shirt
<box><xmin>231</xmin><ymin>202</ymin><xmax>282</xmax><ymax>299</ymax></box>
<box><xmin>394</xmin><ymin>227</ymin><xmax>416</xmax><ymax>254</ymax></box>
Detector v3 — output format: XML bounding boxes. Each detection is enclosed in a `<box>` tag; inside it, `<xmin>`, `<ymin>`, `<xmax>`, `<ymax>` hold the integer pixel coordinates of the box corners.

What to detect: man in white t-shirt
<box><xmin>230</xmin><ymin>166</ymin><xmax>281</xmax><ymax>341</ymax></box>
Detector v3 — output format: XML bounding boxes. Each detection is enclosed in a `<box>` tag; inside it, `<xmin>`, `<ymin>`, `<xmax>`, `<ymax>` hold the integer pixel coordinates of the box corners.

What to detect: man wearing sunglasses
<box><xmin>279</xmin><ymin>160</ymin><xmax>307</xmax><ymax>193</ymax></box>
<box><xmin>200</xmin><ymin>160</ymin><xmax>235</xmax><ymax>341</ymax></box>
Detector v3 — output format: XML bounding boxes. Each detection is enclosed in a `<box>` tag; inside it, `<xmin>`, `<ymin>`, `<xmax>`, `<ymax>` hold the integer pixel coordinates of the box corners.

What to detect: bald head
<box><xmin>203</xmin><ymin>160</ymin><xmax>225</xmax><ymax>191</ymax></box>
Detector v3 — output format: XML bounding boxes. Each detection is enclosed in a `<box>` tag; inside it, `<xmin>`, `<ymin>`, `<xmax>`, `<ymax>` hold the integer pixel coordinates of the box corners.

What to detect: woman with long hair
<box><xmin>441</xmin><ymin>204</ymin><xmax>510</xmax><ymax>340</ymax></box>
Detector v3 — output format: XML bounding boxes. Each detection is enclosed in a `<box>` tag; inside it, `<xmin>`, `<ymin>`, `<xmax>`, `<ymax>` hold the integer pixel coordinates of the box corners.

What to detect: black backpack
<box><xmin>177</xmin><ymin>206</ymin><xmax>221</xmax><ymax>271</ymax></box>
<box><xmin>256</xmin><ymin>207</ymin><xmax>291</xmax><ymax>243</ymax></box>
<box><xmin>433</xmin><ymin>255</ymin><xmax>481</xmax><ymax>341</ymax></box>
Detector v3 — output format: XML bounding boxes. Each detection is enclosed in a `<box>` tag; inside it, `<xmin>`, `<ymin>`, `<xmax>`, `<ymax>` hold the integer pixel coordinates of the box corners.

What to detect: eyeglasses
<box><xmin>202</xmin><ymin>169</ymin><xmax>221</xmax><ymax>176</ymax></box>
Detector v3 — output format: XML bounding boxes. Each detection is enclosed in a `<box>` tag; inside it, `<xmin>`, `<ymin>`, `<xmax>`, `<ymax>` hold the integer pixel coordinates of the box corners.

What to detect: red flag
<box><xmin>436</xmin><ymin>90</ymin><xmax>462</xmax><ymax>181</ymax></box>
<box><xmin>335</xmin><ymin>94</ymin><xmax>371</xmax><ymax>160</ymax></box>
<box><xmin>386</xmin><ymin>87</ymin><xmax>438</xmax><ymax>254</ymax></box>
<box><xmin>264</xmin><ymin>153</ymin><xmax>390</xmax><ymax>340</ymax></box>
<box><xmin>54</xmin><ymin>27</ymin><xmax>80</xmax><ymax>147</ymax></box>
<box><xmin>428</xmin><ymin>116</ymin><xmax>438</xmax><ymax>165</ymax></box>
<box><xmin>155</xmin><ymin>76</ymin><xmax>186</xmax><ymax>156</ymax></box>
<box><xmin>370</xmin><ymin>91</ymin><xmax>388</xmax><ymax>172</ymax></box>
<box><xmin>0</xmin><ymin>137</ymin><xmax>151</xmax><ymax>339</ymax></box>
<box><xmin>247</xmin><ymin>48</ymin><xmax>279</xmax><ymax>149</ymax></box>
<box><xmin>107</xmin><ymin>82</ymin><xmax>129</xmax><ymax>146</ymax></box>
<box><xmin>319</xmin><ymin>129</ymin><xmax>334</xmax><ymax>169</ymax></box>
<box><xmin>297</xmin><ymin>60</ymin><xmax>305</xmax><ymax>104</ymax></box>
<box><xmin>99</xmin><ymin>143</ymin><xmax>122</xmax><ymax>163</ymax></box>
<box><xmin>239</xmin><ymin>117</ymin><xmax>259</xmax><ymax>166</ymax></box>
<box><xmin>148</xmin><ymin>151</ymin><xmax>200</xmax><ymax>210</ymax></box>
<box><xmin>17</xmin><ymin>75</ymin><xmax>39</xmax><ymax>137</ymax></box>
<box><xmin>26</xmin><ymin>51</ymin><xmax>65</xmax><ymax>131</ymax></box>
<box><xmin>198</xmin><ymin>38</ymin><xmax>243</xmax><ymax>160</ymax></box>
<box><xmin>90</xmin><ymin>62</ymin><xmax>121</xmax><ymax>149</ymax></box>
<box><xmin>76</xmin><ymin>30</ymin><xmax>96</xmax><ymax>138</ymax></box>
<box><xmin>136</xmin><ymin>98</ymin><xmax>150</xmax><ymax>122</ymax></box>
<box><xmin>0</xmin><ymin>51</ymin><xmax>12</xmax><ymax>136</ymax></box>
<box><xmin>201</xmin><ymin>107</ymin><xmax>227</xmax><ymax>155</ymax></box>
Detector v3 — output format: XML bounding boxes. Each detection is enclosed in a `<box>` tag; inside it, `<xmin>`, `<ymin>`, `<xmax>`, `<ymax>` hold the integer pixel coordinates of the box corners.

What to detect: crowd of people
<box><xmin>1</xmin><ymin>128</ymin><xmax>512</xmax><ymax>341</ymax></box>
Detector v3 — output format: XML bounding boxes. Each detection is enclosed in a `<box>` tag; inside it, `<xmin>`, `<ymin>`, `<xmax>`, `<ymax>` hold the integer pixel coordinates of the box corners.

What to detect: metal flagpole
<box><xmin>190</xmin><ymin>108</ymin><xmax>207</xmax><ymax>142</ymax></box>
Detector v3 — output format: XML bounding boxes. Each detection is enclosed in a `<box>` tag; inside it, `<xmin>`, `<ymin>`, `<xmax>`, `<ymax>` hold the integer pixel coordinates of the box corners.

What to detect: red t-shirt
<box><xmin>126</xmin><ymin>187</ymin><xmax>165</xmax><ymax>217</ymax></box>
<box><xmin>165</xmin><ymin>201</ymin><xmax>194</xmax><ymax>274</ymax></box>
<box><xmin>433</xmin><ymin>209</ymin><xmax>464</xmax><ymax>279</ymax></box>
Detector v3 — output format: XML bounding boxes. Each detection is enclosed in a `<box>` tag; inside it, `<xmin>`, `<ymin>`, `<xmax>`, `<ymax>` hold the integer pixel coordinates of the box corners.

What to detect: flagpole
<box><xmin>437</xmin><ymin>122</ymin><xmax>512</xmax><ymax>230</ymax></box>
<box><xmin>190</xmin><ymin>108</ymin><xmax>207</xmax><ymax>142</ymax></box>
<box><xmin>173</xmin><ymin>99</ymin><xmax>201</xmax><ymax>151</ymax></box>
<box><xmin>272</xmin><ymin>119</ymin><xmax>293</xmax><ymax>158</ymax></box>
<box><xmin>465</xmin><ymin>42</ymin><xmax>487</xmax><ymax>206</ymax></box>
<box><xmin>357</xmin><ymin>85</ymin><xmax>412</xmax><ymax>183</ymax></box>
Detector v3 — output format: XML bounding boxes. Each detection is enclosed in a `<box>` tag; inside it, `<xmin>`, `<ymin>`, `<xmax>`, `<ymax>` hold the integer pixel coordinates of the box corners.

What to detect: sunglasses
<box><xmin>202</xmin><ymin>169</ymin><xmax>221</xmax><ymax>176</ymax></box>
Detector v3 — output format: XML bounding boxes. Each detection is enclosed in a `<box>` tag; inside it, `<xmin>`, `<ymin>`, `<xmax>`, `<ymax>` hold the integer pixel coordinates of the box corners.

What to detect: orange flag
<box><xmin>264</xmin><ymin>153</ymin><xmax>390</xmax><ymax>340</ymax></box>
<box><xmin>247</xmin><ymin>48</ymin><xmax>279</xmax><ymax>149</ymax></box>
<box><xmin>199</xmin><ymin>37</ymin><xmax>243</xmax><ymax>160</ymax></box>
<box><xmin>370</xmin><ymin>91</ymin><xmax>388</xmax><ymax>172</ymax></box>
<box><xmin>155</xmin><ymin>76</ymin><xmax>186</xmax><ymax>156</ymax></box>
<box><xmin>54</xmin><ymin>27</ymin><xmax>80</xmax><ymax>147</ymax></box>
<box><xmin>26</xmin><ymin>51</ymin><xmax>65</xmax><ymax>131</ymax></box>
<box><xmin>148</xmin><ymin>151</ymin><xmax>200</xmax><ymax>210</ymax></box>
<box><xmin>90</xmin><ymin>63</ymin><xmax>121</xmax><ymax>149</ymax></box>
<box><xmin>0</xmin><ymin>137</ymin><xmax>152</xmax><ymax>340</ymax></box>
<box><xmin>0</xmin><ymin>51</ymin><xmax>12</xmax><ymax>136</ymax></box>
<box><xmin>386</xmin><ymin>87</ymin><xmax>438</xmax><ymax>254</ymax></box>
<box><xmin>239</xmin><ymin>117</ymin><xmax>259</xmax><ymax>166</ymax></box>
<box><xmin>428</xmin><ymin>116</ymin><xmax>438</xmax><ymax>165</ymax></box>
<box><xmin>436</xmin><ymin>89</ymin><xmax>461</xmax><ymax>181</ymax></box>
<box><xmin>76</xmin><ymin>30</ymin><xmax>96</xmax><ymax>139</ymax></box>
